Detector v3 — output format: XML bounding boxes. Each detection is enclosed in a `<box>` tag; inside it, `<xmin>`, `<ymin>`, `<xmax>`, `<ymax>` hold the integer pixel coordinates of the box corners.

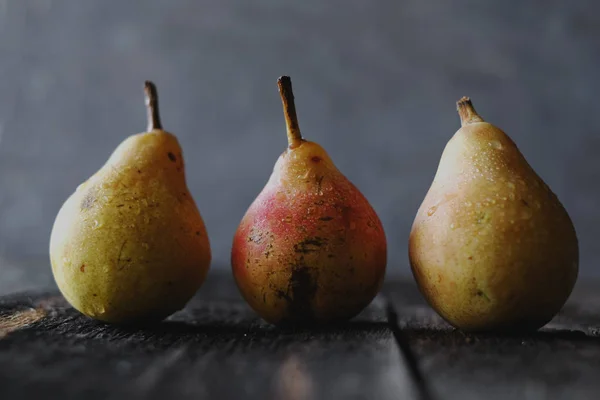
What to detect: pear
<box><xmin>409</xmin><ymin>97</ymin><xmax>578</xmax><ymax>332</ymax></box>
<box><xmin>231</xmin><ymin>76</ymin><xmax>387</xmax><ymax>326</ymax></box>
<box><xmin>49</xmin><ymin>81</ymin><xmax>211</xmax><ymax>324</ymax></box>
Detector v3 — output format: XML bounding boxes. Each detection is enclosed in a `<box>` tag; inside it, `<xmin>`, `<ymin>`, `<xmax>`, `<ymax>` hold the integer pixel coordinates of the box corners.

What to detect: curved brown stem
<box><xmin>144</xmin><ymin>81</ymin><xmax>163</xmax><ymax>131</ymax></box>
<box><xmin>457</xmin><ymin>97</ymin><xmax>484</xmax><ymax>126</ymax></box>
<box><xmin>277</xmin><ymin>76</ymin><xmax>303</xmax><ymax>148</ymax></box>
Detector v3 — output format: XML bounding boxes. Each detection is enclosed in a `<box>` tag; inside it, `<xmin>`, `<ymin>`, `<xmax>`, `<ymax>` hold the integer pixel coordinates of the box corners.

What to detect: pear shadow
<box><xmin>63</xmin><ymin>310</ymin><xmax>392</xmax><ymax>348</ymax></box>
<box><xmin>109</xmin><ymin>318</ymin><xmax>390</xmax><ymax>338</ymax></box>
<box><xmin>405</xmin><ymin>325</ymin><xmax>600</xmax><ymax>346</ymax></box>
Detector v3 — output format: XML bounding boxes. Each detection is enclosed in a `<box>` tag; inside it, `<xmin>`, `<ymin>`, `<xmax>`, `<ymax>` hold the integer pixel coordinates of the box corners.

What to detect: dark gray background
<box><xmin>0</xmin><ymin>1</ymin><xmax>598</xmax><ymax>294</ymax></box>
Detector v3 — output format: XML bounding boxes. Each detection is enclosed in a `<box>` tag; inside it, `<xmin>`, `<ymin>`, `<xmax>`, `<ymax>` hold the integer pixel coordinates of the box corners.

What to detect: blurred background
<box><xmin>0</xmin><ymin>0</ymin><xmax>598</xmax><ymax>294</ymax></box>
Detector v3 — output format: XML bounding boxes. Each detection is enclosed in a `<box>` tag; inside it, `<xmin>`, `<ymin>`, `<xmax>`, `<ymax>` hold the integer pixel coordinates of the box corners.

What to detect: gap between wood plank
<box><xmin>384</xmin><ymin>298</ymin><xmax>435</xmax><ymax>400</ymax></box>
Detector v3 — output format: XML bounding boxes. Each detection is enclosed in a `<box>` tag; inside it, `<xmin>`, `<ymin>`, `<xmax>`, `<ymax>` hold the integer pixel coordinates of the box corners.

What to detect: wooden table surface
<box><xmin>1</xmin><ymin>271</ymin><xmax>599</xmax><ymax>400</ymax></box>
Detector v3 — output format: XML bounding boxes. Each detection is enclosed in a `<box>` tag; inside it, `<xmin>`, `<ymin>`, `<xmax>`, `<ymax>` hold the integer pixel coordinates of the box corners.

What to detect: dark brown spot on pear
<box><xmin>275</xmin><ymin>266</ymin><xmax>318</xmax><ymax>325</ymax></box>
<box><xmin>293</xmin><ymin>237</ymin><xmax>327</xmax><ymax>254</ymax></box>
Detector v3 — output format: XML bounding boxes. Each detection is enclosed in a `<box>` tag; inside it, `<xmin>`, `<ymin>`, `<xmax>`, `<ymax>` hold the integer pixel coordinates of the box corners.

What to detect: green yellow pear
<box><xmin>409</xmin><ymin>97</ymin><xmax>578</xmax><ymax>332</ymax></box>
<box><xmin>49</xmin><ymin>81</ymin><xmax>211</xmax><ymax>324</ymax></box>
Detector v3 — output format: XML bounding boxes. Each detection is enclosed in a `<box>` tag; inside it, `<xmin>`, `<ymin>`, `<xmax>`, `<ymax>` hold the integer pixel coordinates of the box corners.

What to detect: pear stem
<box><xmin>457</xmin><ymin>97</ymin><xmax>484</xmax><ymax>126</ymax></box>
<box><xmin>144</xmin><ymin>80</ymin><xmax>163</xmax><ymax>131</ymax></box>
<box><xmin>277</xmin><ymin>76</ymin><xmax>303</xmax><ymax>148</ymax></box>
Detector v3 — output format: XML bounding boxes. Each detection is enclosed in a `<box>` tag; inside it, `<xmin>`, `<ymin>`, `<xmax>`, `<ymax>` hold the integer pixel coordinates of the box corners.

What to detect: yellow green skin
<box><xmin>49</xmin><ymin>130</ymin><xmax>211</xmax><ymax>324</ymax></box>
<box><xmin>409</xmin><ymin>121</ymin><xmax>578</xmax><ymax>332</ymax></box>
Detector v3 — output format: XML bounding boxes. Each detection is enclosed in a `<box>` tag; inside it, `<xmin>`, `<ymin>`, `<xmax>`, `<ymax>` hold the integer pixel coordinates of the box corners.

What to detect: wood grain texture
<box><xmin>0</xmin><ymin>274</ymin><xmax>419</xmax><ymax>400</ymax></box>
<box><xmin>4</xmin><ymin>274</ymin><xmax>600</xmax><ymax>400</ymax></box>
<box><xmin>384</xmin><ymin>279</ymin><xmax>600</xmax><ymax>400</ymax></box>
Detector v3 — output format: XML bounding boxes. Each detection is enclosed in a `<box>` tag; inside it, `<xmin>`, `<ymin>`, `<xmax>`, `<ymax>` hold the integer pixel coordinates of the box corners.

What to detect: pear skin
<box><xmin>49</xmin><ymin>82</ymin><xmax>211</xmax><ymax>324</ymax></box>
<box><xmin>409</xmin><ymin>97</ymin><xmax>578</xmax><ymax>332</ymax></box>
<box><xmin>231</xmin><ymin>76</ymin><xmax>387</xmax><ymax>326</ymax></box>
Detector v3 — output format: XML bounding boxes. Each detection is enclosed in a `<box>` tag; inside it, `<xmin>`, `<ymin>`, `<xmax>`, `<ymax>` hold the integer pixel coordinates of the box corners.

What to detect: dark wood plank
<box><xmin>0</xmin><ymin>273</ymin><xmax>420</xmax><ymax>400</ymax></box>
<box><xmin>384</xmin><ymin>279</ymin><xmax>600</xmax><ymax>400</ymax></box>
